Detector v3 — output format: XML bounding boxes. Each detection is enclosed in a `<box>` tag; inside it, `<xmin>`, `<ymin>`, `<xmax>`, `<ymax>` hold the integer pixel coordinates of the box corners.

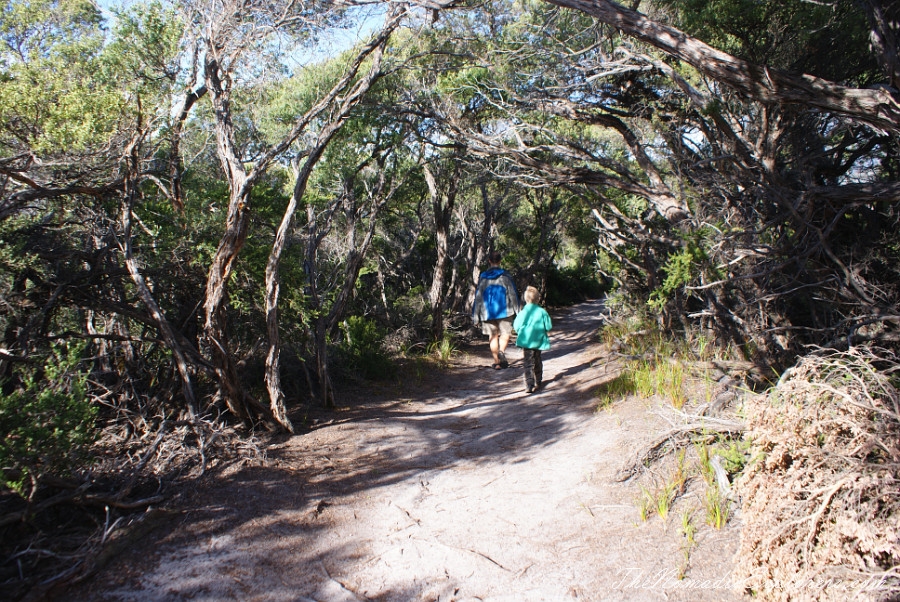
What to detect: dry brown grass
<box><xmin>735</xmin><ymin>347</ymin><xmax>900</xmax><ymax>601</ymax></box>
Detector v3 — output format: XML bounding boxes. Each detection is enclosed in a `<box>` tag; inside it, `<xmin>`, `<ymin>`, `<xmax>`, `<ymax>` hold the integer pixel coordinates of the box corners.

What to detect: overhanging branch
<box><xmin>543</xmin><ymin>0</ymin><xmax>900</xmax><ymax>134</ymax></box>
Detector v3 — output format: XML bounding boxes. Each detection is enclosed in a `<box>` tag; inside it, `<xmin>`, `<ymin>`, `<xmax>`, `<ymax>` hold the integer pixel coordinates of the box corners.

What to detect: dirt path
<box><xmin>68</xmin><ymin>299</ymin><xmax>745</xmax><ymax>602</ymax></box>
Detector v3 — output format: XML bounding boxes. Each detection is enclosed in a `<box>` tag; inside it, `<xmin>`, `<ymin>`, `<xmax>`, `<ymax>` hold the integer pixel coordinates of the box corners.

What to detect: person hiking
<box><xmin>472</xmin><ymin>251</ymin><xmax>521</xmax><ymax>369</ymax></box>
<box><xmin>513</xmin><ymin>286</ymin><xmax>552</xmax><ymax>393</ymax></box>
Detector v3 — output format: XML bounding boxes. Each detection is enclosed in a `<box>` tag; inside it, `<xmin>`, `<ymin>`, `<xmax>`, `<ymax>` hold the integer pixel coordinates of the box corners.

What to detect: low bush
<box><xmin>0</xmin><ymin>342</ymin><xmax>97</xmax><ymax>500</ymax></box>
<box><xmin>337</xmin><ymin>315</ymin><xmax>395</xmax><ymax>380</ymax></box>
<box><xmin>735</xmin><ymin>348</ymin><xmax>900</xmax><ymax>601</ymax></box>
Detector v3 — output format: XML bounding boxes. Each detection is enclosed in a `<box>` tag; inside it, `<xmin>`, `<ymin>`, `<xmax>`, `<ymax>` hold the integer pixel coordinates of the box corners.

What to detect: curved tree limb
<box><xmin>543</xmin><ymin>0</ymin><xmax>900</xmax><ymax>134</ymax></box>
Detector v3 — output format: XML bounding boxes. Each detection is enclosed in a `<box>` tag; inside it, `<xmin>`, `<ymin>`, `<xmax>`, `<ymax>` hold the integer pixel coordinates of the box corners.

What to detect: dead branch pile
<box><xmin>2</xmin><ymin>416</ymin><xmax>265</xmax><ymax>601</ymax></box>
<box><xmin>90</xmin><ymin>415</ymin><xmax>266</xmax><ymax>488</ymax></box>
<box><xmin>735</xmin><ymin>348</ymin><xmax>900</xmax><ymax>601</ymax></box>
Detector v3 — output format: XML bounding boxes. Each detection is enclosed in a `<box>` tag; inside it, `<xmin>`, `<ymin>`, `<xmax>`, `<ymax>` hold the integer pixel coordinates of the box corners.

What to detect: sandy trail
<box><xmin>68</xmin><ymin>299</ymin><xmax>744</xmax><ymax>602</ymax></box>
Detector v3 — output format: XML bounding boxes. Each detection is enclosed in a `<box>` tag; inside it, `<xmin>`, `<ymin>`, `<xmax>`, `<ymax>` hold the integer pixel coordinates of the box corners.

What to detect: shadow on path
<box><xmin>65</xmin><ymin>298</ymin><xmax>620</xmax><ymax>602</ymax></box>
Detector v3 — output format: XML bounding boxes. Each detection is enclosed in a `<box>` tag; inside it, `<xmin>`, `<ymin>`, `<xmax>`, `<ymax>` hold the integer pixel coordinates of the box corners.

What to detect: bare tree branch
<box><xmin>543</xmin><ymin>0</ymin><xmax>900</xmax><ymax>133</ymax></box>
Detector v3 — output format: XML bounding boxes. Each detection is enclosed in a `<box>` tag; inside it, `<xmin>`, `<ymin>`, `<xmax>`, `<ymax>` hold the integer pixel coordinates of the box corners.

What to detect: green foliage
<box><xmin>0</xmin><ymin>0</ymin><xmax>125</xmax><ymax>153</ymax></box>
<box><xmin>437</xmin><ymin>65</ymin><xmax>493</xmax><ymax>103</ymax></box>
<box><xmin>426</xmin><ymin>333</ymin><xmax>457</xmax><ymax>367</ymax></box>
<box><xmin>648</xmin><ymin>242</ymin><xmax>706</xmax><ymax>311</ymax></box>
<box><xmin>695</xmin><ymin>435</ymin><xmax>749</xmax><ymax>529</ymax></box>
<box><xmin>544</xmin><ymin>263</ymin><xmax>607</xmax><ymax>307</ymax></box>
<box><xmin>704</xmin><ymin>484</ymin><xmax>731</xmax><ymax>529</ymax></box>
<box><xmin>103</xmin><ymin>0</ymin><xmax>182</xmax><ymax>96</ymax></box>
<box><xmin>655</xmin><ymin>0</ymin><xmax>877</xmax><ymax>83</ymax></box>
<box><xmin>658</xmin><ymin>361</ymin><xmax>687</xmax><ymax>409</ymax></box>
<box><xmin>338</xmin><ymin>315</ymin><xmax>395</xmax><ymax>379</ymax></box>
<box><xmin>696</xmin><ymin>436</ymin><xmax>750</xmax><ymax>484</ymax></box>
<box><xmin>594</xmin><ymin>370</ymin><xmax>636</xmax><ymax>409</ymax></box>
<box><xmin>0</xmin><ymin>341</ymin><xmax>97</xmax><ymax>496</ymax></box>
<box><xmin>716</xmin><ymin>438</ymin><xmax>751</xmax><ymax>475</ymax></box>
<box><xmin>598</xmin><ymin>358</ymin><xmax>686</xmax><ymax>408</ymax></box>
<box><xmin>598</xmin><ymin>311</ymin><xmax>654</xmax><ymax>350</ymax></box>
<box><xmin>617</xmin><ymin>194</ymin><xmax>649</xmax><ymax>219</ymax></box>
<box><xmin>636</xmin><ymin>476</ymin><xmax>680</xmax><ymax>525</ymax></box>
<box><xmin>393</xmin><ymin>285</ymin><xmax>430</xmax><ymax>325</ymax></box>
<box><xmin>654</xmin><ymin>479</ymin><xmax>677</xmax><ymax>523</ymax></box>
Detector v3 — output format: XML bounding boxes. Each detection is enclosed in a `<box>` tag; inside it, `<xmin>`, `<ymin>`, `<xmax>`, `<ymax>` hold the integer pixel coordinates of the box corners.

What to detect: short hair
<box><xmin>524</xmin><ymin>286</ymin><xmax>540</xmax><ymax>304</ymax></box>
<box><xmin>487</xmin><ymin>250</ymin><xmax>502</xmax><ymax>264</ymax></box>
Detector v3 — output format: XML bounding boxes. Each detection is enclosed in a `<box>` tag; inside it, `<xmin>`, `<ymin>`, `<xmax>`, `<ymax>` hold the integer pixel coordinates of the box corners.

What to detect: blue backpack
<box><xmin>483</xmin><ymin>283</ymin><xmax>508</xmax><ymax>319</ymax></box>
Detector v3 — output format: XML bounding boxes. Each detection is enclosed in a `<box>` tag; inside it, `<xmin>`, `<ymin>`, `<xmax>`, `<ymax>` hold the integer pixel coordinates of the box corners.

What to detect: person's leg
<box><xmin>498</xmin><ymin>332</ymin><xmax>511</xmax><ymax>367</ymax></box>
<box><xmin>489</xmin><ymin>333</ymin><xmax>501</xmax><ymax>366</ymax></box>
<box><xmin>497</xmin><ymin>318</ymin><xmax>513</xmax><ymax>367</ymax></box>
<box><xmin>484</xmin><ymin>320</ymin><xmax>501</xmax><ymax>366</ymax></box>
<box><xmin>522</xmin><ymin>348</ymin><xmax>536</xmax><ymax>391</ymax></box>
<box><xmin>534</xmin><ymin>349</ymin><xmax>543</xmax><ymax>388</ymax></box>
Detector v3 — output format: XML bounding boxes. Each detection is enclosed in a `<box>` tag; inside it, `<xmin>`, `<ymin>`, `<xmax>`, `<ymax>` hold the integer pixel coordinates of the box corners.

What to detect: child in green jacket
<box><xmin>513</xmin><ymin>286</ymin><xmax>552</xmax><ymax>393</ymax></box>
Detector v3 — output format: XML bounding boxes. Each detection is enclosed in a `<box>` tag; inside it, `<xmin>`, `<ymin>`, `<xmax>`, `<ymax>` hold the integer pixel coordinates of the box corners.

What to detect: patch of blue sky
<box><xmin>292</xmin><ymin>4</ymin><xmax>387</xmax><ymax>67</ymax></box>
<box><xmin>93</xmin><ymin>0</ymin><xmax>386</xmax><ymax>68</ymax></box>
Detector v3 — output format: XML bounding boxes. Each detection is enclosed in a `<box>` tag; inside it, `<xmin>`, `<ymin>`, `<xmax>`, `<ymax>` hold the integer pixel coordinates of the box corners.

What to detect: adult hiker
<box><xmin>472</xmin><ymin>251</ymin><xmax>521</xmax><ymax>369</ymax></box>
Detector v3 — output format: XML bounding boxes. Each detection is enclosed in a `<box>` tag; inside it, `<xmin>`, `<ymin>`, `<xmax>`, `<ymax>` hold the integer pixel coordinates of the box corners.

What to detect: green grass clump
<box><xmin>426</xmin><ymin>333</ymin><xmax>457</xmax><ymax>367</ymax></box>
<box><xmin>677</xmin><ymin>508</ymin><xmax>698</xmax><ymax>579</ymax></box>
<box><xmin>598</xmin><ymin>358</ymin><xmax>687</xmax><ymax>409</ymax></box>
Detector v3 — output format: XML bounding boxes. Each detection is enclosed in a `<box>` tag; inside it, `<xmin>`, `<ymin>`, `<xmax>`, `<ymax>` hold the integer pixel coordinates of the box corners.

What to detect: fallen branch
<box><xmin>613</xmin><ymin>419</ymin><xmax>745</xmax><ymax>482</ymax></box>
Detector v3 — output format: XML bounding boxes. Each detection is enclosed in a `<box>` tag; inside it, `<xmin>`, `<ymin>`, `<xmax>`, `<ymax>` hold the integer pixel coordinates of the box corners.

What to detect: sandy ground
<box><xmin>64</xmin><ymin>299</ymin><xmax>747</xmax><ymax>602</ymax></box>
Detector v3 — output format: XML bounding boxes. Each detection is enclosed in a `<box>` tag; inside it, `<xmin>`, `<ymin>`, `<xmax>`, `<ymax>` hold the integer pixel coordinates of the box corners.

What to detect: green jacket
<box><xmin>513</xmin><ymin>303</ymin><xmax>552</xmax><ymax>350</ymax></box>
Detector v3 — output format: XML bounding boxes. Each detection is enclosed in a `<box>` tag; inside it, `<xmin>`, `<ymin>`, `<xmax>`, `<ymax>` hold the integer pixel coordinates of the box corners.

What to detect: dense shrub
<box><xmin>0</xmin><ymin>342</ymin><xmax>97</xmax><ymax>498</ymax></box>
<box><xmin>336</xmin><ymin>316</ymin><xmax>396</xmax><ymax>380</ymax></box>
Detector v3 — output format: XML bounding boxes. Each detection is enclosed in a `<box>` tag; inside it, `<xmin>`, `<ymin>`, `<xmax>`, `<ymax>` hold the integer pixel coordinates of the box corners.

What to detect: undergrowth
<box><xmin>595</xmin><ymin>318</ymin><xmax>732</xmax><ymax>410</ymax></box>
<box><xmin>603</xmin><ymin>315</ymin><xmax>750</xmax><ymax>582</ymax></box>
<box><xmin>735</xmin><ymin>347</ymin><xmax>900</xmax><ymax>601</ymax></box>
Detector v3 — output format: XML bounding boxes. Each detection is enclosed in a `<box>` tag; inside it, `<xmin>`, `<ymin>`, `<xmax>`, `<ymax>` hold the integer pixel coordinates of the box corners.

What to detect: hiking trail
<box><xmin>67</xmin><ymin>298</ymin><xmax>745</xmax><ymax>602</ymax></box>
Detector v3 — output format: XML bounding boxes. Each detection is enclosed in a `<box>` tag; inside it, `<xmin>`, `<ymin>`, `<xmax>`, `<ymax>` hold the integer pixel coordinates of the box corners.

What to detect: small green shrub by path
<box><xmin>426</xmin><ymin>333</ymin><xmax>457</xmax><ymax>367</ymax></box>
<box><xmin>694</xmin><ymin>437</ymin><xmax>748</xmax><ymax>530</ymax></box>
<box><xmin>0</xmin><ymin>342</ymin><xmax>97</xmax><ymax>499</ymax></box>
<box><xmin>338</xmin><ymin>316</ymin><xmax>395</xmax><ymax>380</ymax></box>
